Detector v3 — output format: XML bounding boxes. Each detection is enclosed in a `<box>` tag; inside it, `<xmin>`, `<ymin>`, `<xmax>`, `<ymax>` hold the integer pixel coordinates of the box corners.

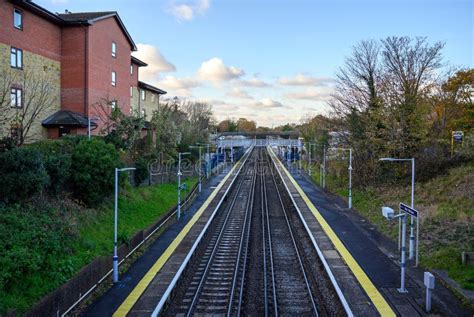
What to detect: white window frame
<box><xmin>13</xmin><ymin>8</ymin><xmax>23</xmax><ymax>30</ymax></box>
<box><xmin>10</xmin><ymin>87</ymin><xmax>22</xmax><ymax>108</ymax></box>
<box><xmin>10</xmin><ymin>47</ymin><xmax>22</xmax><ymax>69</ymax></box>
<box><xmin>111</xmin><ymin>100</ymin><xmax>117</xmax><ymax>110</ymax></box>
<box><xmin>130</xmin><ymin>64</ymin><xmax>133</xmax><ymax>75</ymax></box>
<box><xmin>140</xmin><ymin>89</ymin><xmax>145</xmax><ymax>101</ymax></box>
<box><xmin>112</xmin><ymin>42</ymin><xmax>117</xmax><ymax>58</ymax></box>
<box><xmin>130</xmin><ymin>86</ymin><xmax>133</xmax><ymax>97</ymax></box>
<box><xmin>111</xmin><ymin>71</ymin><xmax>116</xmax><ymax>86</ymax></box>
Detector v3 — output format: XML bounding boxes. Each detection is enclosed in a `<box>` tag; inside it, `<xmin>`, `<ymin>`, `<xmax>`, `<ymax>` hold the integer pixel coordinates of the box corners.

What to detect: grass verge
<box><xmin>302</xmin><ymin>161</ymin><xmax>474</xmax><ymax>290</ymax></box>
<box><xmin>0</xmin><ymin>177</ymin><xmax>197</xmax><ymax>314</ymax></box>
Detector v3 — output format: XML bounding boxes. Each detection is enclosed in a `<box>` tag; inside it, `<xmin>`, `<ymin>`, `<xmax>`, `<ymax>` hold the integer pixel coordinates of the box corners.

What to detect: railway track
<box><xmin>162</xmin><ymin>147</ymin><xmax>345</xmax><ymax>316</ymax></box>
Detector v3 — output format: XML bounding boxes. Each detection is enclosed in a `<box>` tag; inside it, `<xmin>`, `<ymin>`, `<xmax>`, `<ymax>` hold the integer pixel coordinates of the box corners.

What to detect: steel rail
<box><xmin>230</xmin><ymin>152</ymin><xmax>257</xmax><ymax>316</ymax></box>
<box><xmin>267</xmin><ymin>146</ymin><xmax>354</xmax><ymax>317</ymax></box>
<box><xmin>185</xmin><ymin>159</ymin><xmax>251</xmax><ymax>317</ymax></box>
<box><xmin>269</xmin><ymin>151</ymin><xmax>319</xmax><ymax>316</ymax></box>
<box><xmin>263</xmin><ymin>152</ymin><xmax>278</xmax><ymax>316</ymax></box>
<box><xmin>151</xmin><ymin>147</ymin><xmax>253</xmax><ymax>317</ymax></box>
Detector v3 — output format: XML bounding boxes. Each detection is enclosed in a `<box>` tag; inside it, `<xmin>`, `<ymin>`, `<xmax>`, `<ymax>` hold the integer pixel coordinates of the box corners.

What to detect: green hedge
<box><xmin>0</xmin><ymin>148</ymin><xmax>49</xmax><ymax>203</ymax></box>
<box><xmin>71</xmin><ymin>139</ymin><xmax>122</xmax><ymax>206</ymax></box>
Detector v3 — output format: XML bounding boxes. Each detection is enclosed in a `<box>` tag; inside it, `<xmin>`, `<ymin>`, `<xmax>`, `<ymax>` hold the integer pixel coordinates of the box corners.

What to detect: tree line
<box><xmin>299</xmin><ymin>36</ymin><xmax>473</xmax><ymax>184</ymax></box>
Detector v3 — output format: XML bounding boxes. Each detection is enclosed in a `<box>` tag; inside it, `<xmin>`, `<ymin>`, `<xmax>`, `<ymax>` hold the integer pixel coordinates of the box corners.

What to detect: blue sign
<box><xmin>400</xmin><ymin>203</ymin><xmax>418</xmax><ymax>218</ymax></box>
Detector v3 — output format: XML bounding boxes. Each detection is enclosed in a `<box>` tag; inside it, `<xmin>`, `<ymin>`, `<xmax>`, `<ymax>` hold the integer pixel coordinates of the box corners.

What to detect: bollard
<box><xmin>424</xmin><ymin>272</ymin><xmax>435</xmax><ymax>312</ymax></box>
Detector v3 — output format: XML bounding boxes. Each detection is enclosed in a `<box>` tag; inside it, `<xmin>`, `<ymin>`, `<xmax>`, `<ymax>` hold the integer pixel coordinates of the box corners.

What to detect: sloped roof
<box><xmin>42</xmin><ymin>110</ymin><xmax>97</xmax><ymax>127</ymax></box>
<box><xmin>131</xmin><ymin>56</ymin><xmax>148</xmax><ymax>67</ymax></box>
<box><xmin>10</xmin><ymin>1</ymin><xmax>137</xmax><ymax>51</ymax></box>
<box><xmin>58</xmin><ymin>11</ymin><xmax>137</xmax><ymax>51</ymax></box>
<box><xmin>57</xmin><ymin>11</ymin><xmax>116</xmax><ymax>21</ymax></box>
<box><xmin>138</xmin><ymin>81</ymin><xmax>167</xmax><ymax>95</ymax></box>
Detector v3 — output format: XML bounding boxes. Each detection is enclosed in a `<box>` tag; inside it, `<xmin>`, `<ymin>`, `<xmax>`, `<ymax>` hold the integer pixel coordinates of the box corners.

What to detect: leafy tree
<box><xmin>0</xmin><ymin>147</ymin><xmax>49</xmax><ymax>203</ymax></box>
<box><xmin>71</xmin><ymin>139</ymin><xmax>122</xmax><ymax>206</ymax></box>
<box><xmin>237</xmin><ymin>118</ymin><xmax>257</xmax><ymax>131</ymax></box>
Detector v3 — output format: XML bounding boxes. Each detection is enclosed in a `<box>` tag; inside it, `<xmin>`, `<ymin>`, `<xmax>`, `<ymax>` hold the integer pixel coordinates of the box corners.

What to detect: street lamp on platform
<box><xmin>328</xmin><ymin>147</ymin><xmax>353</xmax><ymax>209</ymax></box>
<box><xmin>177</xmin><ymin>152</ymin><xmax>191</xmax><ymax>220</ymax></box>
<box><xmin>113</xmin><ymin>167</ymin><xmax>136</xmax><ymax>283</ymax></box>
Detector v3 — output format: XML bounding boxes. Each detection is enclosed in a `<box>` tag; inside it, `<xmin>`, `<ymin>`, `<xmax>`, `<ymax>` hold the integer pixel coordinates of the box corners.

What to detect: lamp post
<box><xmin>113</xmin><ymin>167</ymin><xmax>136</xmax><ymax>283</ymax></box>
<box><xmin>190</xmin><ymin>145</ymin><xmax>204</xmax><ymax>192</ymax></box>
<box><xmin>322</xmin><ymin>144</ymin><xmax>326</xmax><ymax>188</ymax></box>
<box><xmin>197</xmin><ymin>143</ymin><xmax>210</xmax><ymax>179</ymax></box>
<box><xmin>177</xmin><ymin>152</ymin><xmax>191</xmax><ymax>220</ymax></box>
<box><xmin>87</xmin><ymin>117</ymin><xmax>100</xmax><ymax>140</ymax></box>
<box><xmin>328</xmin><ymin>147</ymin><xmax>353</xmax><ymax>209</ymax></box>
<box><xmin>380</xmin><ymin>157</ymin><xmax>417</xmax><ymax>265</ymax></box>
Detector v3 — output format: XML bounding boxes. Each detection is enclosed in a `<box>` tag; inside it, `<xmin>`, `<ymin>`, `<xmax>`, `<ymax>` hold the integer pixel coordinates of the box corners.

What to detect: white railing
<box><xmin>216</xmin><ymin>139</ymin><xmax>302</xmax><ymax>148</ymax></box>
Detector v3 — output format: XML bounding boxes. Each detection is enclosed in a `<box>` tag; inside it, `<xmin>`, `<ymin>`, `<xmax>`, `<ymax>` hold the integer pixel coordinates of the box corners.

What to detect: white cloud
<box><xmin>157</xmin><ymin>76</ymin><xmax>201</xmax><ymax>90</ymax></box>
<box><xmin>239</xmin><ymin>78</ymin><xmax>270</xmax><ymax>87</ymax></box>
<box><xmin>278</xmin><ymin>73</ymin><xmax>333</xmax><ymax>86</ymax></box>
<box><xmin>253</xmin><ymin>98</ymin><xmax>285</xmax><ymax>108</ymax></box>
<box><xmin>197</xmin><ymin>58</ymin><xmax>244</xmax><ymax>82</ymax></box>
<box><xmin>133</xmin><ymin>44</ymin><xmax>176</xmax><ymax>83</ymax></box>
<box><xmin>284</xmin><ymin>87</ymin><xmax>333</xmax><ymax>101</ymax></box>
<box><xmin>168</xmin><ymin>0</ymin><xmax>211</xmax><ymax>21</ymax></box>
<box><xmin>156</xmin><ymin>75</ymin><xmax>201</xmax><ymax>97</ymax></box>
<box><xmin>226</xmin><ymin>88</ymin><xmax>253</xmax><ymax>99</ymax></box>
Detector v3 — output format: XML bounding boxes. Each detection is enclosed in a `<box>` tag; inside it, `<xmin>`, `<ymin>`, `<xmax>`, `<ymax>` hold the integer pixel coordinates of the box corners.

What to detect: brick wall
<box><xmin>87</xmin><ymin>17</ymin><xmax>134</xmax><ymax>134</ymax></box>
<box><xmin>61</xmin><ymin>26</ymin><xmax>88</xmax><ymax>115</ymax></box>
<box><xmin>0</xmin><ymin>0</ymin><xmax>62</xmax><ymax>62</ymax></box>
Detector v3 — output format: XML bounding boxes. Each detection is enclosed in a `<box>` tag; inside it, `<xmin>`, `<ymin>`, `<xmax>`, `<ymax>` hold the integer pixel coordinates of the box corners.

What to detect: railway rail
<box><xmin>161</xmin><ymin>147</ymin><xmax>346</xmax><ymax>316</ymax></box>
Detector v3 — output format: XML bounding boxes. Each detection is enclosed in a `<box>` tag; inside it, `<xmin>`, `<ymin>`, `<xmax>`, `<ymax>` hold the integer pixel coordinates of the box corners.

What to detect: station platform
<box><xmin>82</xmin><ymin>163</ymin><xmax>237</xmax><ymax>317</ymax></box>
<box><xmin>82</xmin><ymin>148</ymin><xmax>472</xmax><ymax>317</ymax></box>
<box><xmin>282</xmin><ymin>161</ymin><xmax>473</xmax><ymax>317</ymax></box>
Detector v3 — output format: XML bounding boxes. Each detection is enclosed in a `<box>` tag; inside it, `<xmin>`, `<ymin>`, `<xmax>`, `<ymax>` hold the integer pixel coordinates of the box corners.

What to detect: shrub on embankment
<box><xmin>0</xmin><ymin>137</ymin><xmax>198</xmax><ymax>314</ymax></box>
<box><xmin>308</xmin><ymin>160</ymin><xmax>474</xmax><ymax>290</ymax></box>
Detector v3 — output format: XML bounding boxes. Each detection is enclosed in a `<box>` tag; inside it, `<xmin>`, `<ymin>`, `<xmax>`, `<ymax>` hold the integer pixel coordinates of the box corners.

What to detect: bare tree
<box><xmin>0</xmin><ymin>68</ymin><xmax>58</xmax><ymax>145</ymax></box>
<box><xmin>381</xmin><ymin>36</ymin><xmax>445</xmax><ymax>154</ymax></box>
<box><xmin>330</xmin><ymin>40</ymin><xmax>382</xmax><ymax>118</ymax></box>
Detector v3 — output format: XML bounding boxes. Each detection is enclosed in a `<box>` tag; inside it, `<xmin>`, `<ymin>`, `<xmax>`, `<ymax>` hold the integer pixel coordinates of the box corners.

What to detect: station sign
<box><xmin>400</xmin><ymin>203</ymin><xmax>418</xmax><ymax>218</ymax></box>
<box><xmin>452</xmin><ymin>131</ymin><xmax>463</xmax><ymax>144</ymax></box>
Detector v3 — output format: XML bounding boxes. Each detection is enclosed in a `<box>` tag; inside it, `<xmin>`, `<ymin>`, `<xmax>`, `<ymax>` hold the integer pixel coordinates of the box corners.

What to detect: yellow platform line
<box><xmin>270</xmin><ymin>150</ymin><xmax>395</xmax><ymax>317</ymax></box>
<box><xmin>113</xmin><ymin>161</ymin><xmax>241</xmax><ymax>317</ymax></box>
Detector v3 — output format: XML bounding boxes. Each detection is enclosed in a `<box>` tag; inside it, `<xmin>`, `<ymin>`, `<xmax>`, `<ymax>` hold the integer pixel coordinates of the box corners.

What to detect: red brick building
<box><xmin>0</xmin><ymin>0</ymin><xmax>166</xmax><ymax>141</ymax></box>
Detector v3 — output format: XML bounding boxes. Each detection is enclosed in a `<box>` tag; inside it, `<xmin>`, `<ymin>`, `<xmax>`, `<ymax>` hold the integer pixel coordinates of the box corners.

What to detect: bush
<box><xmin>31</xmin><ymin>140</ymin><xmax>73</xmax><ymax>194</ymax></box>
<box><xmin>0</xmin><ymin>137</ymin><xmax>16</xmax><ymax>152</ymax></box>
<box><xmin>71</xmin><ymin>139</ymin><xmax>122</xmax><ymax>206</ymax></box>
<box><xmin>0</xmin><ymin>203</ymin><xmax>75</xmax><ymax>313</ymax></box>
<box><xmin>134</xmin><ymin>157</ymin><xmax>149</xmax><ymax>186</ymax></box>
<box><xmin>0</xmin><ymin>148</ymin><xmax>49</xmax><ymax>203</ymax></box>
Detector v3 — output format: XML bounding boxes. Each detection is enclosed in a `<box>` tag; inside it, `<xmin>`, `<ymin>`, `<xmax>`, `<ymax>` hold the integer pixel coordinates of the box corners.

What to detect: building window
<box><xmin>141</xmin><ymin>89</ymin><xmax>145</xmax><ymax>101</ymax></box>
<box><xmin>111</xmin><ymin>100</ymin><xmax>117</xmax><ymax>110</ymax></box>
<box><xmin>111</xmin><ymin>71</ymin><xmax>116</xmax><ymax>86</ymax></box>
<box><xmin>130</xmin><ymin>64</ymin><xmax>133</xmax><ymax>75</ymax></box>
<box><xmin>112</xmin><ymin>42</ymin><xmax>117</xmax><ymax>57</ymax></box>
<box><xmin>10</xmin><ymin>47</ymin><xmax>22</xmax><ymax>69</ymax></box>
<box><xmin>141</xmin><ymin>108</ymin><xmax>146</xmax><ymax>117</ymax></box>
<box><xmin>151</xmin><ymin>93</ymin><xmax>155</xmax><ymax>102</ymax></box>
<box><xmin>130</xmin><ymin>86</ymin><xmax>133</xmax><ymax>97</ymax></box>
<box><xmin>10</xmin><ymin>87</ymin><xmax>22</xmax><ymax>108</ymax></box>
<box><xmin>13</xmin><ymin>8</ymin><xmax>23</xmax><ymax>30</ymax></box>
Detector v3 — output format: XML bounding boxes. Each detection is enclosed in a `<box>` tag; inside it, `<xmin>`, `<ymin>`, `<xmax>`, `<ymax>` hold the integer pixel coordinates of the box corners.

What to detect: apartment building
<box><xmin>0</xmin><ymin>0</ymin><xmax>166</xmax><ymax>143</ymax></box>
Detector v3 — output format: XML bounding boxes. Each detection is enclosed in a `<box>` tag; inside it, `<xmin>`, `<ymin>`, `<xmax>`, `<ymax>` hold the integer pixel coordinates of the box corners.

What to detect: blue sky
<box><xmin>41</xmin><ymin>0</ymin><xmax>473</xmax><ymax>126</ymax></box>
